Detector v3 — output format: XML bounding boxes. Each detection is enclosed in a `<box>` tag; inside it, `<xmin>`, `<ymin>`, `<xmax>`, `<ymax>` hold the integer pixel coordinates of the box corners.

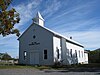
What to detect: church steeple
<box><xmin>33</xmin><ymin>11</ymin><xmax>44</xmax><ymax>27</ymax></box>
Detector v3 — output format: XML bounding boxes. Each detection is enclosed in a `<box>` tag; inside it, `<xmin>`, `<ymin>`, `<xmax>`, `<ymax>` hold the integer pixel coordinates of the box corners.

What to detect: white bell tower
<box><xmin>33</xmin><ymin>11</ymin><xmax>44</xmax><ymax>27</ymax></box>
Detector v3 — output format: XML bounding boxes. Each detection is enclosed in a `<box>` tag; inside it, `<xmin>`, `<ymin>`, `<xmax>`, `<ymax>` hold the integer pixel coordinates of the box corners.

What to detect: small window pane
<box><xmin>44</xmin><ymin>50</ymin><xmax>47</xmax><ymax>54</ymax></box>
<box><xmin>44</xmin><ymin>55</ymin><xmax>47</xmax><ymax>59</ymax></box>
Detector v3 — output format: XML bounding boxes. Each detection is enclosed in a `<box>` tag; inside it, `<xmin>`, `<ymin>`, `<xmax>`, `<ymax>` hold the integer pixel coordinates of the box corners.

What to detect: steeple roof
<box><xmin>36</xmin><ymin>11</ymin><xmax>44</xmax><ymax>21</ymax></box>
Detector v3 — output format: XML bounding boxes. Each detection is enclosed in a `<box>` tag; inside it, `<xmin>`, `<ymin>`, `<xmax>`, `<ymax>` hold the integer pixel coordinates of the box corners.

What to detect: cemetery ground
<box><xmin>0</xmin><ymin>64</ymin><xmax>100</xmax><ymax>75</ymax></box>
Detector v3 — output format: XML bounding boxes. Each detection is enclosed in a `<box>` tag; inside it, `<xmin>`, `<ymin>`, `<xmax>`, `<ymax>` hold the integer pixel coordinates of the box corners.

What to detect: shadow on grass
<box><xmin>44</xmin><ymin>68</ymin><xmax>100</xmax><ymax>73</ymax></box>
<box><xmin>44</xmin><ymin>63</ymin><xmax>100</xmax><ymax>73</ymax></box>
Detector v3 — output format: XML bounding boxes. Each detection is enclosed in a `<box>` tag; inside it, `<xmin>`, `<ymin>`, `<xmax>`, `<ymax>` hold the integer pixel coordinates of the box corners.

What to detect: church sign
<box><xmin>29</xmin><ymin>42</ymin><xmax>40</xmax><ymax>46</ymax></box>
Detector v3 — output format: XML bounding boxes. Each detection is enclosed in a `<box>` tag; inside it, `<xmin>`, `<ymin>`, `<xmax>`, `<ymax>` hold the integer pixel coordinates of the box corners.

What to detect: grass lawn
<box><xmin>0</xmin><ymin>63</ymin><xmax>100</xmax><ymax>69</ymax></box>
<box><xmin>0</xmin><ymin>64</ymin><xmax>52</xmax><ymax>70</ymax></box>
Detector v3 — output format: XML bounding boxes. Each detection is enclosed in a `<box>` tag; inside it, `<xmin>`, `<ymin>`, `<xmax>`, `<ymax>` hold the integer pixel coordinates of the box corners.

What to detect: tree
<box><xmin>0</xmin><ymin>0</ymin><xmax>20</xmax><ymax>37</ymax></box>
<box><xmin>88</xmin><ymin>48</ymin><xmax>100</xmax><ymax>63</ymax></box>
<box><xmin>2</xmin><ymin>53</ymin><xmax>12</xmax><ymax>60</ymax></box>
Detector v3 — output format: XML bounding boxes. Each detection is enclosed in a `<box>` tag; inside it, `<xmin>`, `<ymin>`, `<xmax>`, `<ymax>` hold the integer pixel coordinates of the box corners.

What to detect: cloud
<box><xmin>0</xmin><ymin>35</ymin><xmax>19</xmax><ymax>48</ymax></box>
<box><xmin>51</xmin><ymin>18</ymin><xmax>100</xmax><ymax>32</ymax></box>
<box><xmin>0</xmin><ymin>43</ymin><xmax>7</xmax><ymax>46</ymax></box>
<box><xmin>61</xmin><ymin>30</ymin><xmax>100</xmax><ymax>50</ymax></box>
<box><xmin>47</xmin><ymin>0</ymin><xmax>100</xmax><ymax>33</ymax></box>
<box><xmin>51</xmin><ymin>0</ymin><xmax>96</xmax><ymax>21</ymax></box>
<box><xmin>42</xmin><ymin>0</ymin><xmax>61</xmax><ymax>19</ymax></box>
<box><xmin>13</xmin><ymin>0</ymin><xmax>42</xmax><ymax>28</ymax></box>
<box><xmin>45</xmin><ymin>0</ymin><xmax>98</xmax><ymax>29</ymax></box>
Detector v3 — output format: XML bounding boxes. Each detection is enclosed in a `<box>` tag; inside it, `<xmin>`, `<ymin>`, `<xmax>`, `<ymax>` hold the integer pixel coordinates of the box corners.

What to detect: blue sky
<box><xmin>0</xmin><ymin>0</ymin><xmax>100</xmax><ymax>58</ymax></box>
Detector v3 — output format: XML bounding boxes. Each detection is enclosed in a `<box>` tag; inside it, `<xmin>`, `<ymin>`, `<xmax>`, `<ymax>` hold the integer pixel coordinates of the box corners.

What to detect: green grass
<box><xmin>35</xmin><ymin>66</ymin><xmax>51</xmax><ymax>70</ymax></box>
<box><xmin>0</xmin><ymin>65</ymin><xmax>52</xmax><ymax>70</ymax></box>
<box><xmin>0</xmin><ymin>63</ymin><xmax>100</xmax><ymax>69</ymax></box>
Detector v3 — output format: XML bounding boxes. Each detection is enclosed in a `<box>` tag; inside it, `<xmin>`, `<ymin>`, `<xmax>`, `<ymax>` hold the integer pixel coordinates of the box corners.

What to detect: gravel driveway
<box><xmin>0</xmin><ymin>68</ymin><xmax>100</xmax><ymax>75</ymax></box>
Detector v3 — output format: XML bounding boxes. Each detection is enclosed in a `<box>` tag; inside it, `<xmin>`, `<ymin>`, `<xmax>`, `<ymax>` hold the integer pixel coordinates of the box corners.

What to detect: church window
<box><xmin>79</xmin><ymin>50</ymin><xmax>80</xmax><ymax>58</ymax></box>
<box><xmin>24</xmin><ymin>51</ymin><xmax>27</xmax><ymax>60</ymax></box>
<box><xmin>70</xmin><ymin>49</ymin><xmax>72</xmax><ymax>57</ymax></box>
<box><xmin>81</xmin><ymin>51</ymin><xmax>83</xmax><ymax>58</ymax></box>
<box><xmin>44</xmin><ymin>50</ymin><xmax>47</xmax><ymax>59</ymax></box>
<box><xmin>75</xmin><ymin>50</ymin><xmax>77</xmax><ymax>57</ymax></box>
<box><xmin>56</xmin><ymin>47</ymin><xmax>59</xmax><ymax>59</ymax></box>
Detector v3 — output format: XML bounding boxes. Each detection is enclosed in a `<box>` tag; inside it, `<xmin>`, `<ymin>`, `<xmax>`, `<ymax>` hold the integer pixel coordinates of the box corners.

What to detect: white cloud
<box><xmin>14</xmin><ymin>0</ymin><xmax>42</xmax><ymax>28</ymax></box>
<box><xmin>42</xmin><ymin>0</ymin><xmax>61</xmax><ymax>19</ymax></box>
<box><xmin>51</xmin><ymin>0</ymin><xmax>96</xmax><ymax>21</ymax></box>
<box><xmin>0</xmin><ymin>35</ymin><xmax>18</xmax><ymax>47</ymax></box>
<box><xmin>52</xmin><ymin>18</ymin><xmax>100</xmax><ymax>32</ymax></box>
<box><xmin>62</xmin><ymin>31</ymin><xmax>100</xmax><ymax>50</ymax></box>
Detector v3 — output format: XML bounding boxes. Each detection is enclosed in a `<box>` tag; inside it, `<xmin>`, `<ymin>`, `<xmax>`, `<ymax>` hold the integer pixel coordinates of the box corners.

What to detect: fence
<box><xmin>0</xmin><ymin>60</ymin><xmax>18</xmax><ymax>66</ymax></box>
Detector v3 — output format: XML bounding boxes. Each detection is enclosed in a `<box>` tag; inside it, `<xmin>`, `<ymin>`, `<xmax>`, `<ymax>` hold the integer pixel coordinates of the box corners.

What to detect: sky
<box><xmin>0</xmin><ymin>0</ymin><xmax>100</xmax><ymax>58</ymax></box>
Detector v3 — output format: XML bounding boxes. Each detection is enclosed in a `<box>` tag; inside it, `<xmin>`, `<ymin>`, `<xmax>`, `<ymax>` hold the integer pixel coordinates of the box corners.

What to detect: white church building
<box><xmin>18</xmin><ymin>12</ymin><xmax>88</xmax><ymax>65</ymax></box>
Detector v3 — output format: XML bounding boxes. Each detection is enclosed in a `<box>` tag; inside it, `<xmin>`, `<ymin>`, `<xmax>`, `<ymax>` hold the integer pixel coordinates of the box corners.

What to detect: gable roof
<box><xmin>18</xmin><ymin>23</ymin><xmax>84</xmax><ymax>48</ymax></box>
